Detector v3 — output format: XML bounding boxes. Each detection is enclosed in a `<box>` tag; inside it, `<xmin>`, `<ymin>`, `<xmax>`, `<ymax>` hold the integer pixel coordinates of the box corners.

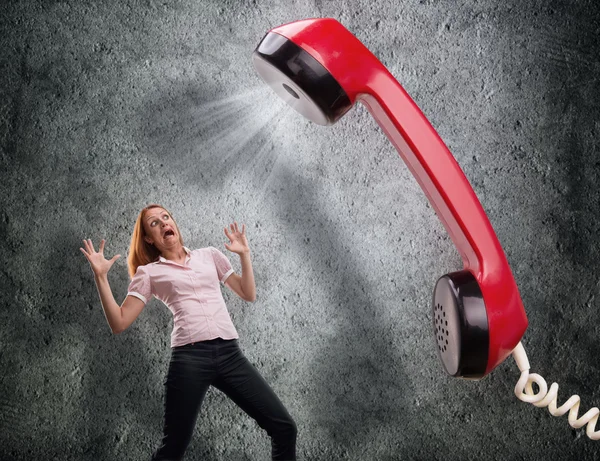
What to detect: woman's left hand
<box><xmin>224</xmin><ymin>222</ymin><xmax>250</xmax><ymax>255</ymax></box>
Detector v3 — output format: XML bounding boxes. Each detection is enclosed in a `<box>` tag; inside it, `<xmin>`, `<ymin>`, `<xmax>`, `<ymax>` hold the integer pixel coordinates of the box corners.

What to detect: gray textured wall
<box><xmin>2</xmin><ymin>0</ymin><xmax>599</xmax><ymax>460</ymax></box>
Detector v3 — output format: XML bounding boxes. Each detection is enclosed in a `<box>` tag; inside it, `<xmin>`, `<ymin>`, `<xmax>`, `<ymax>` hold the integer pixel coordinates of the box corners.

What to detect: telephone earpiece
<box><xmin>253</xmin><ymin>18</ymin><xmax>527</xmax><ymax>379</ymax></box>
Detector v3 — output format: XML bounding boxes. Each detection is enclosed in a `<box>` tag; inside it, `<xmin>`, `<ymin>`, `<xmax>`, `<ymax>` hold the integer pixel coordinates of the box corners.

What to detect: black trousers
<box><xmin>151</xmin><ymin>338</ymin><xmax>297</xmax><ymax>461</ymax></box>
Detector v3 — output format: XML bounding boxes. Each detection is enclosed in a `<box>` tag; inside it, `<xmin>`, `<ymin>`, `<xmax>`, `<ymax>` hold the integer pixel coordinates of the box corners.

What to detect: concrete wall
<box><xmin>1</xmin><ymin>0</ymin><xmax>599</xmax><ymax>459</ymax></box>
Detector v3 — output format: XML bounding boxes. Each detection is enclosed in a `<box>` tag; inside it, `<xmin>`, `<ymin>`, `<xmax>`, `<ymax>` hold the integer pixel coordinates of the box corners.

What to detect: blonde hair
<box><xmin>127</xmin><ymin>204</ymin><xmax>185</xmax><ymax>278</ymax></box>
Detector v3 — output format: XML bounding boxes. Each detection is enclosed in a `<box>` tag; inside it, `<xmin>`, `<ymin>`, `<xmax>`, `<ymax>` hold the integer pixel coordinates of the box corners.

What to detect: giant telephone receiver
<box><xmin>252</xmin><ymin>18</ymin><xmax>527</xmax><ymax>379</ymax></box>
<box><xmin>252</xmin><ymin>18</ymin><xmax>600</xmax><ymax>440</ymax></box>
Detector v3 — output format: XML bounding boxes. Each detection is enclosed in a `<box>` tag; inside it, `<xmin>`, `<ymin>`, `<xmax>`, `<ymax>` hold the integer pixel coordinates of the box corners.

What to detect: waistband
<box><xmin>173</xmin><ymin>337</ymin><xmax>237</xmax><ymax>350</ymax></box>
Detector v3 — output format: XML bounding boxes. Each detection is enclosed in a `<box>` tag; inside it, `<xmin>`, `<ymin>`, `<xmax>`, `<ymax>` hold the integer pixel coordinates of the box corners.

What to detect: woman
<box><xmin>80</xmin><ymin>204</ymin><xmax>297</xmax><ymax>461</ymax></box>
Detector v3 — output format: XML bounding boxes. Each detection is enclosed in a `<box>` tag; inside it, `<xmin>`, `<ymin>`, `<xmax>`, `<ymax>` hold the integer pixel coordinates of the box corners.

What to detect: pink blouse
<box><xmin>127</xmin><ymin>246</ymin><xmax>238</xmax><ymax>347</ymax></box>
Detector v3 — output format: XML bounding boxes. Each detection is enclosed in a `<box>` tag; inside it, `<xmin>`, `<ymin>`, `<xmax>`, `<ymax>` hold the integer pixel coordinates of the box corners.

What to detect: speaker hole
<box><xmin>282</xmin><ymin>83</ymin><xmax>300</xmax><ymax>99</ymax></box>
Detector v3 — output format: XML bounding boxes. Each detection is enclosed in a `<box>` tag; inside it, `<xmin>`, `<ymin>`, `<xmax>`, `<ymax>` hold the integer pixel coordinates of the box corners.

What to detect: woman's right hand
<box><xmin>80</xmin><ymin>239</ymin><xmax>121</xmax><ymax>277</ymax></box>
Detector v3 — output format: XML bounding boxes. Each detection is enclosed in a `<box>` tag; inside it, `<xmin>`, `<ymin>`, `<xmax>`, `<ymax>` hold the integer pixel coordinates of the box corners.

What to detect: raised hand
<box><xmin>223</xmin><ymin>222</ymin><xmax>250</xmax><ymax>255</ymax></box>
<box><xmin>80</xmin><ymin>239</ymin><xmax>121</xmax><ymax>277</ymax></box>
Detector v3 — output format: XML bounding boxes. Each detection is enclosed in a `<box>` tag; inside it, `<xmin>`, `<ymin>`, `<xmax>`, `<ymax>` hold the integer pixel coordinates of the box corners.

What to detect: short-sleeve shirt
<box><xmin>127</xmin><ymin>246</ymin><xmax>238</xmax><ymax>347</ymax></box>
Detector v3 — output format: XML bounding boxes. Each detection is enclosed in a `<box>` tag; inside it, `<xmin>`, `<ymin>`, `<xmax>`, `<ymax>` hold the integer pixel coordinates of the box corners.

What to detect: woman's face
<box><xmin>143</xmin><ymin>207</ymin><xmax>181</xmax><ymax>253</ymax></box>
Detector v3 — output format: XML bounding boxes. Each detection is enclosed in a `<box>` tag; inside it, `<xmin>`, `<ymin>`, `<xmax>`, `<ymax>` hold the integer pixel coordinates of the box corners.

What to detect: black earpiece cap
<box><xmin>253</xmin><ymin>32</ymin><xmax>352</xmax><ymax>126</ymax></box>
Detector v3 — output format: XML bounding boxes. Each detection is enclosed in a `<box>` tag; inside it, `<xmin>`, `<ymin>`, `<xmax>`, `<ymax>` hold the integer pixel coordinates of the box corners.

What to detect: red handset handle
<box><xmin>272</xmin><ymin>18</ymin><xmax>527</xmax><ymax>375</ymax></box>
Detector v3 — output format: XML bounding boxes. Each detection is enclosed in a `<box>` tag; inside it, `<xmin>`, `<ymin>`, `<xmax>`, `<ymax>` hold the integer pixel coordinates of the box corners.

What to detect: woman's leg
<box><xmin>213</xmin><ymin>340</ymin><xmax>297</xmax><ymax>461</ymax></box>
<box><xmin>151</xmin><ymin>346</ymin><xmax>216</xmax><ymax>461</ymax></box>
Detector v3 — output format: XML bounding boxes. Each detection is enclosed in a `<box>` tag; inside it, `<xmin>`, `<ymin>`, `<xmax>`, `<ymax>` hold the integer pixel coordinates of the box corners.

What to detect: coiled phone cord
<box><xmin>512</xmin><ymin>342</ymin><xmax>600</xmax><ymax>440</ymax></box>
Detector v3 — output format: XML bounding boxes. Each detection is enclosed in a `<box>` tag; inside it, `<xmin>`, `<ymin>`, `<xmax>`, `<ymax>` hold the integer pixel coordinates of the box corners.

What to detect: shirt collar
<box><xmin>158</xmin><ymin>246</ymin><xmax>191</xmax><ymax>264</ymax></box>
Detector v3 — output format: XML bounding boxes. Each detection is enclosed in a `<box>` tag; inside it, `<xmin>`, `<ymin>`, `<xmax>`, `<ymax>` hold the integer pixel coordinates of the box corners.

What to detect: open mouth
<box><xmin>163</xmin><ymin>230</ymin><xmax>175</xmax><ymax>239</ymax></box>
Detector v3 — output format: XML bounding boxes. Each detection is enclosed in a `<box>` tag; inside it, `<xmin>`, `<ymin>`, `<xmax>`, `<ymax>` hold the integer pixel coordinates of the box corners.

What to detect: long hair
<box><xmin>127</xmin><ymin>204</ymin><xmax>185</xmax><ymax>278</ymax></box>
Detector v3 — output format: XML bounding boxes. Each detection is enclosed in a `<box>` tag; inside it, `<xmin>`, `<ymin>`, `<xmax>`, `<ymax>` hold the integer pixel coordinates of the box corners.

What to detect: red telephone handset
<box><xmin>253</xmin><ymin>18</ymin><xmax>528</xmax><ymax>379</ymax></box>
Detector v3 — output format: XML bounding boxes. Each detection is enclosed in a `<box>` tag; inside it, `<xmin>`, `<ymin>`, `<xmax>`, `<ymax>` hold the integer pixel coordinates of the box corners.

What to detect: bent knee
<box><xmin>277</xmin><ymin>416</ymin><xmax>297</xmax><ymax>440</ymax></box>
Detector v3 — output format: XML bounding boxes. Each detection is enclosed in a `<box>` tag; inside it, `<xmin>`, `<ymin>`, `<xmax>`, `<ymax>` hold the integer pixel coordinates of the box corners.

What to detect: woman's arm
<box><xmin>81</xmin><ymin>239</ymin><xmax>145</xmax><ymax>334</ymax></box>
<box><xmin>93</xmin><ymin>274</ymin><xmax>146</xmax><ymax>333</ymax></box>
<box><xmin>225</xmin><ymin>252</ymin><xmax>256</xmax><ymax>302</ymax></box>
<box><xmin>223</xmin><ymin>223</ymin><xmax>256</xmax><ymax>302</ymax></box>
<box><xmin>238</xmin><ymin>252</ymin><xmax>256</xmax><ymax>301</ymax></box>
<box><xmin>93</xmin><ymin>273</ymin><xmax>124</xmax><ymax>333</ymax></box>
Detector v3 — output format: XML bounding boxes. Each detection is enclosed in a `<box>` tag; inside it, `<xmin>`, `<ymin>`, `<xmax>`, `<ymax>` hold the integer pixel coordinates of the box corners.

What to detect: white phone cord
<box><xmin>512</xmin><ymin>342</ymin><xmax>600</xmax><ymax>440</ymax></box>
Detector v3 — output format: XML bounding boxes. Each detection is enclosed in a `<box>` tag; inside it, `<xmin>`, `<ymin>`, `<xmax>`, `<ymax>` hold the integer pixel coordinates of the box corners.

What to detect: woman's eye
<box><xmin>163</xmin><ymin>215</ymin><xmax>169</xmax><ymax>220</ymax></box>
